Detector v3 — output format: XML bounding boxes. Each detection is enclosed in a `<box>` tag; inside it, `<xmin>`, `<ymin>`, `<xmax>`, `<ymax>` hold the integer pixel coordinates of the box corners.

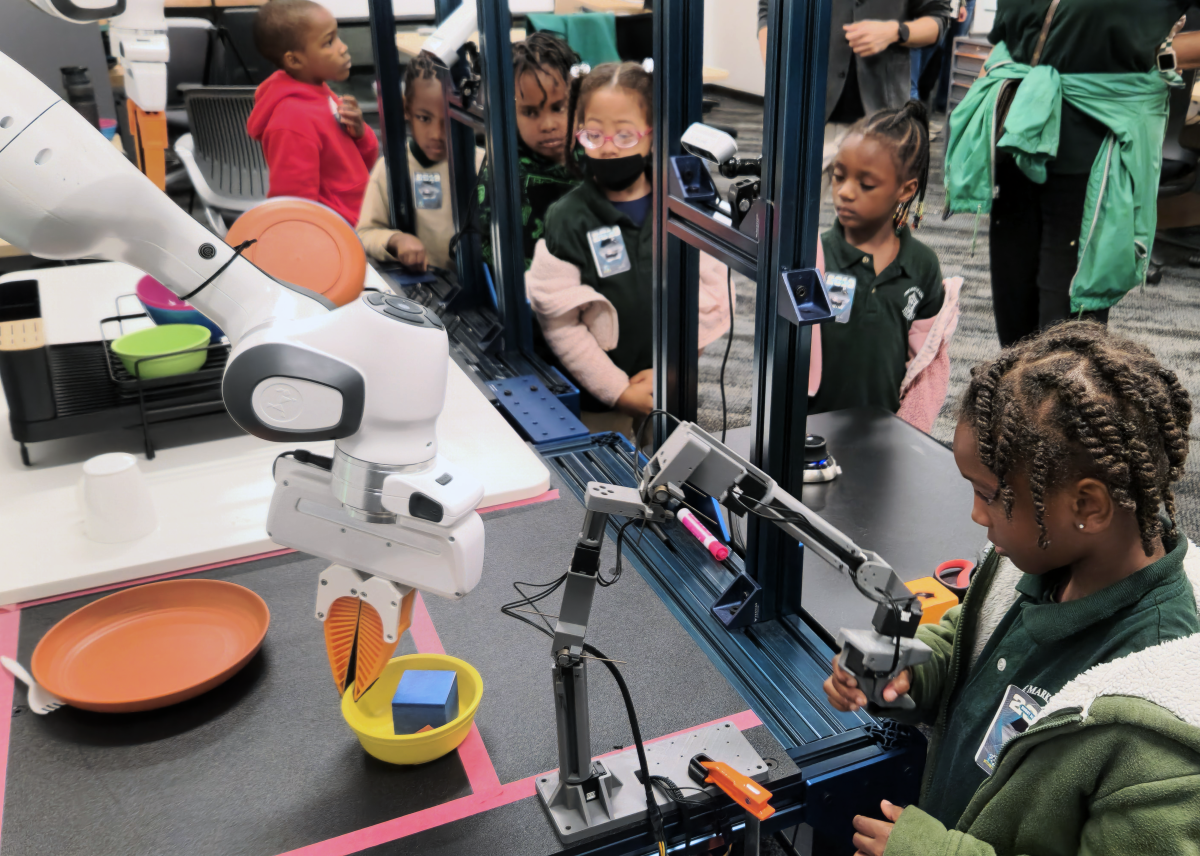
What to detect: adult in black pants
<box><xmin>985</xmin><ymin>0</ymin><xmax>1200</xmax><ymax>347</ymax></box>
<box><xmin>989</xmin><ymin>158</ymin><xmax>1100</xmax><ymax>347</ymax></box>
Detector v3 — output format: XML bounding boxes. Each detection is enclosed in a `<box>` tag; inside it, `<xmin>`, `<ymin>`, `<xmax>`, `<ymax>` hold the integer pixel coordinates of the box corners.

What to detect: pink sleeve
<box><xmin>809</xmin><ymin>241</ymin><xmax>825</xmax><ymax>397</ymax></box>
<box><xmin>907</xmin><ymin>317</ymin><xmax>936</xmax><ymax>366</ymax></box>
<box><xmin>355</xmin><ymin>125</ymin><xmax>379</xmax><ymax>170</ymax></box>
<box><xmin>539</xmin><ymin>311</ymin><xmax>630</xmax><ymax>407</ymax></box>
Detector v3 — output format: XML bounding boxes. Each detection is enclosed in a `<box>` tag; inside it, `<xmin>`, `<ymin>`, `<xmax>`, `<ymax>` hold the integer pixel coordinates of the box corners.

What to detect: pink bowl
<box><xmin>136</xmin><ymin>275</ymin><xmax>191</xmax><ymax>310</ymax></box>
<box><xmin>135</xmin><ymin>276</ymin><xmax>224</xmax><ymax>337</ymax></box>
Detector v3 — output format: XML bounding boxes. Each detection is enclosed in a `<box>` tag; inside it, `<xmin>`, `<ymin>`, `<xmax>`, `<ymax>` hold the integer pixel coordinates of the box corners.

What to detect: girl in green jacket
<box><xmin>826</xmin><ymin>321</ymin><xmax>1200</xmax><ymax>856</ymax></box>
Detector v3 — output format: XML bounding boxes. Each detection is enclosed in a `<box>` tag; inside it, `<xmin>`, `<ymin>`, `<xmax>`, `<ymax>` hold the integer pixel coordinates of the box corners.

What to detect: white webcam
<box><xmin>681</xmin><ymin>122</ymin><xmax>739</xmax><ymax>165</ymax></box>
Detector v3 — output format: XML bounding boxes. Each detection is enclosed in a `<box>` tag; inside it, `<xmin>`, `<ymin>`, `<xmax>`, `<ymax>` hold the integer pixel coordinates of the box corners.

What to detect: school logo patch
<box><xmin>901</xmin><ymin>286</ymin><xmax>924</xmax><ymax>321</ymax></box>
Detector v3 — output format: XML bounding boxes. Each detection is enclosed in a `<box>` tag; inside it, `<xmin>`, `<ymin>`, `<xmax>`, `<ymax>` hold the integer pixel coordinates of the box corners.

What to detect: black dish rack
<box><xmin>1</xmin><ymin>280</ymin><xmax>232</xmax><ymax>465</ymax></box>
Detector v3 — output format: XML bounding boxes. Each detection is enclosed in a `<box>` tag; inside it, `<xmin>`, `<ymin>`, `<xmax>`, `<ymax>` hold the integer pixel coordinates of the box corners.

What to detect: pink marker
<box><xmin>677</xmin><ymin>508</ymin><xmax>730</xmax><ymax>561</ymax></box>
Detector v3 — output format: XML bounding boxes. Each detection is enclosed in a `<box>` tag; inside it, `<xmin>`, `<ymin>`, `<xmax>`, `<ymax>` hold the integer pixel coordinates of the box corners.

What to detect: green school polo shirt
<box><xmin>810</xmin><ymin>223</ymin><xmax>943</xmax><ymax>415</ymax></box>
<box><xmin>542</xmin><ymin>175</ymin><xmax>654</xmax><ymax>408</ymax></box>
<box><xmin>921</xmin><ymin>531</ymin><xmax>1199</xmax><ymax>829</ymax></box>
<box><xmin>990</xmin><ymin>0</ymin><xmax>1190</xmax><ymax>174</ymax></box>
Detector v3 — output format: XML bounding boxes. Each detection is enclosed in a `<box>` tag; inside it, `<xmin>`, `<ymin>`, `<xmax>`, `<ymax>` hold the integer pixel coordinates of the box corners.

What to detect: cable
<box><xmin>583</xmin><ymin>640</ymin><xmax>667</xmax><ymax>854</ymax></box>
<box><xmin>633</xmin><ymin>408</ymin><xmax>683</xmax><ymax>452</ymax></box>
<box><xmin>499</xmin><ymin>525</ymin><xmax>665</xmax><ymax>853</ymax></box>
<box><xmin>447</xmin><ymin>152</ymin><xmax>490</xmax><ymax>261</ymax></box>
<box><xmin>719</xmin><ymin>267</ymin><xmax>734</xmax><ymax>442</ymax></box>
<box><xmin>598</xmin><ymin>518</ymin><xmax>646</xmax><ymax>587</ymax></box>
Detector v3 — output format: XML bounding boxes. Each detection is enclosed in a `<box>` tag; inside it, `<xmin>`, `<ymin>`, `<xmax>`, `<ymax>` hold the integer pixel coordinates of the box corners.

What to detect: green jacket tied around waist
<box><xmin>945</xmin><ymin>41</ymin><xmax>1175</xmax><ymax>313</ymax></box>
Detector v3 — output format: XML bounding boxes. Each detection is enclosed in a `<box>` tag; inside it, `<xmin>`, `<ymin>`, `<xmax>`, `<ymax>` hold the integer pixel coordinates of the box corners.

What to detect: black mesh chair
<box><xmin>173</xmin><ymin>85</ymin><xmax>268</xmax><ymax>235</ymax></box>
<box><xmin>211</xmin><ymin>7</ymin><xmax>274</xmax><ymax>86</ymax></box>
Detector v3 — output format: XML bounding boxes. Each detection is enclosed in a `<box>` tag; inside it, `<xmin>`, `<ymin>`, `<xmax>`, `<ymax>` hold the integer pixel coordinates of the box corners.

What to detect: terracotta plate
<box><xmin>226</xmin><ymin>198</ymin><xmax>366</xmax><ymax>307</ymax></box>
<box><xmin>32</xmin><ymin>580</ymin><xmax>270</xmax><ymax>713</ymax></box>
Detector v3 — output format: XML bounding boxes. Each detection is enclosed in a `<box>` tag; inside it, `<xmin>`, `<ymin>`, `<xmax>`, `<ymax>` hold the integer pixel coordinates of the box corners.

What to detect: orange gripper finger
<box><xmin>350</xmin><ymin>589</ymin><xmax>417</xmax><ymax>702</ymax></box>
<box><xmin>324</xmin><ymin>596</ymin><xmax>362</xmax><ymax>695</ymax></box>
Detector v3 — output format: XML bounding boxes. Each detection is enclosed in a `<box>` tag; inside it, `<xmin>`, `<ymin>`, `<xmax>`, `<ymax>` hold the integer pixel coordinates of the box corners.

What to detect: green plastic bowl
<box><xmin>111</xmin><ymin>324</ymin><xmax>211</xmax><ymax>379</ymax></box>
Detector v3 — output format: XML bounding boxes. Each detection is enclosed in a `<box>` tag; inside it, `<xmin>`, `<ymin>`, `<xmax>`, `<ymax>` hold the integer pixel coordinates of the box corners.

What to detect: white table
<box><xmin>0</xmin><ymin>262</ymin><xmax>550</xmax><ymax>604</ymax></box>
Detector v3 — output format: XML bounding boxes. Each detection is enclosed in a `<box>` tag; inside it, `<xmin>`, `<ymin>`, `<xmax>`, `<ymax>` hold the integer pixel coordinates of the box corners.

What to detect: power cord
<box><xmin>447</xmin><ymin>153</ymin><xmax>490</xmax><ymax>262</ymax></box>
<box><xmin>719</xmin><ymin>267</ymin><xmax>734</xmax><ymax>442</ymax></box>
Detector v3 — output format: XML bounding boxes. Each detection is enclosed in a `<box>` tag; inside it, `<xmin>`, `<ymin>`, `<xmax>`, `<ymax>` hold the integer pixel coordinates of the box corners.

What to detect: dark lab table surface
<box><xmin>1</xmin><ymin>469</ymin><xmax>794</xmax><ymax>856</ymax></box>
<box><xmin>725</xmin><ymin>408</ymin><xmax>981</xmax><ymax>638</ymax></box>
<box><xmin>3</xmin><ymin>411</ymin><xmax>973</xmax><ymax>856</ymax></box>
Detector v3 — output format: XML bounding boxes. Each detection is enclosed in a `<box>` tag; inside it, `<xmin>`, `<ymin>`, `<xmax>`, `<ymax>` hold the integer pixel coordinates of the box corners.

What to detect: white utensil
<box><xmin>1</xmin><ymin>655</ymin><xmax>65</xmax><ymax>714</ymax></box>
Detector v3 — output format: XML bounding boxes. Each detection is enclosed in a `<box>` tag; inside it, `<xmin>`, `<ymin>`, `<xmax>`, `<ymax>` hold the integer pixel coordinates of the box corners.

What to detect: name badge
<box><xmin>587</xmin><ymin>225</ymin><xmax>632</xmax><ymax>278</ymax></box>
<box><xmin>826</xmin><ymin>273</ymin><xmax>857</xmax><ymax>324</ymax></box>
<box><xmin>975</xmin><ymin>684</ymin><xmax>1042</xmax><ymax>776</ymax></box>
<box><xmin>414</xmin><ymin>173</ymin><xmax>443</xmax><ymax>209</ymax></box>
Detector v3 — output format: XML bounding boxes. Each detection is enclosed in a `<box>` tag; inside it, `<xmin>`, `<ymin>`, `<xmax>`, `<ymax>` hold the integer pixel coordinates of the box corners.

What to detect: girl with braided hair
<box><xmin>525</xmin><ymin>61</ymin><xmax>731</xmax><ymax>437</ymax></box>
<box><xmin>810</xmin><ymin>100</ymin><xmax>952</xmax><ymax>418</ymax></box>
<box><xmin>357</xmin><ymin>53</ymin><xmax>469</xmax><ymax>271</ymax></box>
<box><xmin>825</xmin><ymin>321</ymin><xmax>1200</xmax><ymax>856</ymax></box>
<box><xmin>476</xmin><ymin>31</ymin><xmax>582</xmax><ymax>272</ymax></box>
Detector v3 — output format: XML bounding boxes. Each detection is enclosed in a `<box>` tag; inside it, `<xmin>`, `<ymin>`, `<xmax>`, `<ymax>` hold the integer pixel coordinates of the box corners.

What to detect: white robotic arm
<box><xmin>25</xmin><ymin>0</ymin><xmax>170</xmax><ymax>112</ymax></box>
<box><xmin>0</xmin><ymin>51</ymin><xmax>485</xmax><ymax>699</ymax></box>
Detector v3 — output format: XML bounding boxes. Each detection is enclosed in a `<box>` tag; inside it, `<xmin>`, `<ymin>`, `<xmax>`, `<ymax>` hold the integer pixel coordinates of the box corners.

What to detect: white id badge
<box><xmin>414</xmin><ymin>172</ymin><xmax>443</xmax><ymax>209</ymax></box>
<box><xmin>587</xmin><ymin>226</ymin><xmax>632</xmax><ymax>278</ymax></box>
<box><xmin>826</xmin><ymin>273</ymin><xmax>857</xmax><ymax>324</ymax></box>
<box><xmin>975</xmin><ymin>684</ymin><xmax>1042</xmax><ymax>775</ymax></box>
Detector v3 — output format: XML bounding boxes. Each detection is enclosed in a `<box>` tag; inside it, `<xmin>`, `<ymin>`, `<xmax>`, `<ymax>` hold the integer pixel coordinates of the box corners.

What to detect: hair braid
<box><xmin>848</xmin><ymin>100</ymin><xmax>931</xmax><ymax>229</ymax></box>
<box><xmin>1028</xmin><ymin>440</ymin><xmax>1054</xmax><ymax>549</ymax></box>
<box><xmin>513</xmin><ymin>31</ymin><xmax>579</xmax><ymax>109</ymax></box>
<box><xmin>960</xmin><ymin>321</ymin><xmax>1190</xmax><ymax>557</ymax></box>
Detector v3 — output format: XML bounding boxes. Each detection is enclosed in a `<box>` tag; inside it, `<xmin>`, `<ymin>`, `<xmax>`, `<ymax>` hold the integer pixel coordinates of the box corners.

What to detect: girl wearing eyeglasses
<box><xmin>525</xmin><ymin>61</ymin><xmax>732</xmax><ymax>438</ymax></box>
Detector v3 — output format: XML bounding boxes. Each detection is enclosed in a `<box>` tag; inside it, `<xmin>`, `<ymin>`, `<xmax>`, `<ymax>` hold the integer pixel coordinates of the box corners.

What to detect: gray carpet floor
<box><xmin>695</xmin><ymin>96</ymin><xmax>1200</xmax><ymax>539</ymax></box>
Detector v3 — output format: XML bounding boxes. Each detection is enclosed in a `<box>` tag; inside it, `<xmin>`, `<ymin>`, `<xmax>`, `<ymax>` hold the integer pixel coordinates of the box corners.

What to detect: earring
<box><xmin>1076</xmin><ymin>523</ymin><xmax>1085</xmax><ymax>530</ymax></box>
<box><xmin>893</xmin><ymin>203</ymin><xmax>906</xmax><ymax>234</ymax></box>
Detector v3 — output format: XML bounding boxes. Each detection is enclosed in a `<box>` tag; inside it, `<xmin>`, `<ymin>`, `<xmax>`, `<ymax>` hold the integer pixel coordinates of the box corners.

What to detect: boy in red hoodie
<box><xmin>247</xmin><ymin>0</ymin><xmax>378</xmax><ymax>225</ymax></box>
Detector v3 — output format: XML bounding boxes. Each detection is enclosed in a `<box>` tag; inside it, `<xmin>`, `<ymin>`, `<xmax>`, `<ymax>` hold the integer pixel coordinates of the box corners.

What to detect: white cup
<box><xmin>77</xmin><ymin>453</ymin><xmax>158</xmax><ymax>543</ymax></box>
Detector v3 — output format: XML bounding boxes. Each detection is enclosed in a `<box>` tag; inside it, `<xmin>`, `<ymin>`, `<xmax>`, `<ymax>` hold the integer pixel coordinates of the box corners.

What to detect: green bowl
<box><xmin>111</xmin><ymin>324</ymin><xmax>212</xmax><ymax>379</ymax></box>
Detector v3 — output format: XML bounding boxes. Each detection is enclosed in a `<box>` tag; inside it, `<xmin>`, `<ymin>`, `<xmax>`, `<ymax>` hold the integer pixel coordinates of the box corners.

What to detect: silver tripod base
<box><xmin>536</xmin><ymin>720</ymin><xmax>768</xmax><ymax>844</ymax></box>
<box><xmin>540</xmin><ymin>760</ymin><xmax>623</xmax><ymax>841</ymax></box>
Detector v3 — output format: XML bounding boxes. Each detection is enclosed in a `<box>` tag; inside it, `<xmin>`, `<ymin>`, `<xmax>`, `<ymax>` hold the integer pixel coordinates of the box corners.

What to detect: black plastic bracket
<box><xmin>711</xmin><ymin>572</ymin><xmax>763</xmax><ymax>629</ymax></box>
<box><xmin>668</xmin><ymin>155</ymin><xmax>719</xmax><ymax>206</ymax></box>
<box><xmin>777</xmin><ymin>268</ymin><xmax>833</xmax><ymax>327</ymax></box>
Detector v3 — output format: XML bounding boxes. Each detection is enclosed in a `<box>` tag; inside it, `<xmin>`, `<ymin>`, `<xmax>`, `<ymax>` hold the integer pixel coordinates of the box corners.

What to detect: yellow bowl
<box><xmin>341</xmin><ymin>653</ymin><xmax>483</xmax><ymax>765</ymax></box>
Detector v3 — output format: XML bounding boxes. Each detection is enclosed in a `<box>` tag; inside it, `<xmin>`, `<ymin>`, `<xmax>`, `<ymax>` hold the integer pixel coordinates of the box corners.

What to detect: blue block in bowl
<box><xmin>391</xmin><ymin>669</ymin><xmax>458</xmax><ymax>735</ymax></box>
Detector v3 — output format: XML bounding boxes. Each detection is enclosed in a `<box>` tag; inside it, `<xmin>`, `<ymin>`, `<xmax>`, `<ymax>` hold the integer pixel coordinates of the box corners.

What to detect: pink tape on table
<box><xmin>277</xmin><ymin>707</ymin><xmax>763</xmax><ymax>856</ymax></box>
<box><xmin>479</xmin><ymin>488</ymin><xmax>559</xmax><ymax>514</ymax></box>
<box><xmin>0</xmin><ymin>608</ymin><xmax>21</xmax><ymax>855</ymax></box>
<box><xmin>408</xmin><ymin>593</ymin><xmax>501</xmax><ymax>797</ymax></box>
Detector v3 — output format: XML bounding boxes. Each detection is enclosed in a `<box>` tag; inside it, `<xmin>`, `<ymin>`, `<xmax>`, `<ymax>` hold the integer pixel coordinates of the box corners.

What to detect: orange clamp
<box><xmin>701</xmin><ymin>760</ymin><xmax>775</xmax><ymax>821</ymax></box>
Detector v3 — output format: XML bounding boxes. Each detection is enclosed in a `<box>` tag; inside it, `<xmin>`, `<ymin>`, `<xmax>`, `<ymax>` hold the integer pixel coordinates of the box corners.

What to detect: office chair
<box><xmin>173</xmin><ymin>85</ymin><xmax>269</xmax><ymax>235</ymax></box>
<box><xmin>211</xmin><ymin>7</ymin><xmax>273</xmax><ymax>86</ymax></box>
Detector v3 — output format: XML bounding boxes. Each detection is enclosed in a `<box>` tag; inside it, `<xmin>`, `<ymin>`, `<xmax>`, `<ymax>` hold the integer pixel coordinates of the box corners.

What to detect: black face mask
<box><xmin>585</xmin><ymin>153</ymin><xmax>648</xmax><ymax>192</ymax></box>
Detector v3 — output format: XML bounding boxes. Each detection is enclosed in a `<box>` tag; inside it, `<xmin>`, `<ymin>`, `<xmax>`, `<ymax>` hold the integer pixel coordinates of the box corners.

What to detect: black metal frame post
<box><xmin>652</xmin><ymin>0</ymin><xmax>830</xmax><ymax>622</ymax></box>
<box><xmin>745</xmin><ymin>0</ymin><xmax>832</xmax><ymax>621</ymax></box>
<box><xmin>476</xmin><ymin>0</ymin><xmax>533</xmax><ymax>353</ymax></box>
<box><xmin>367</xmin><ymin>0</ymin><xmax>414</xmax><ymax>237</ymax></box>
<box><xmin>435</xmin><ymin>0</ymin><xmax>485</xmax><ymax>306</ymax></box>
<box><xmin>652</xmin><ymin>0</ymin><xmax>706</xmax><ymax>433</ymax></box>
